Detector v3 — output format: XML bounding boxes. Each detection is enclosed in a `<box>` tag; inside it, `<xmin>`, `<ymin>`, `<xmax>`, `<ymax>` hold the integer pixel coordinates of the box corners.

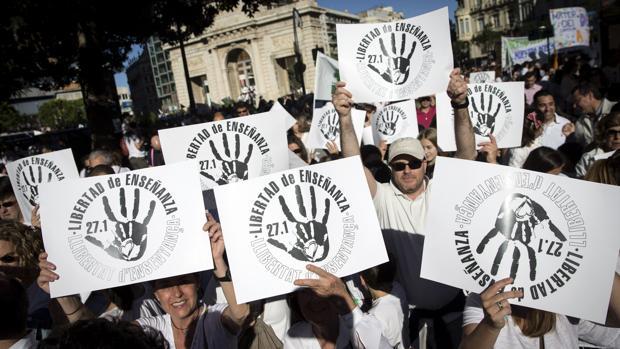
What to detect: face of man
<box><xmin>390</xmin><ymin>155</ymin><xmax>427</xmax><ymax>196</ymax></box>
<box><xmin>236</xmin><ymin>107</ymin><xmax>249</xmax><ymax>117</ymax></box>
<box><xmin>525</xmin><ymin>75</ymin><xmax>537</xmax><ymax>89</ymax></box>
<box><xmin>605</xmin><ymin>126</ymin><xmax>620</xmax><ymax>151</ymax></box>
<box><xmin>0</xmin><ymin>196</ymin><xmax>22</xmax><ymax>222</ymax></box>
<box><xmin>572</xmin><ymin>90</ymin><xmax>596</xmax><ymax>114</ymax></box>
<box><xmin>535</xmin><ymin>95</ymin><xmax>556</xmax><ymax>122</ymax></box>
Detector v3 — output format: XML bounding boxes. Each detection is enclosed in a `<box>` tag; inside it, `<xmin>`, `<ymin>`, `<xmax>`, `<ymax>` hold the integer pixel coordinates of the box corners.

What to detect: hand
<box><xmin>325</xmin><ymin>141</ymin><xmax>339</xmax><ymax>155</ymax></box>
<box><xmin>447</xmin><ymin>68</ymin><xmax>468</xmax><ymax>104</ymax></box>
<box><xmin>294</xmin><ymin>264</ymin><xmax>355</xmax><ymax>314</ymax></box>
<box><xmin>204</xmin><ymin>213</ymin><xmax>225</xmax><ymax>263</ymax></box>
<box><xmin>22</xmin><ymin>165</ymin><xmax>53</xmax><ymax>206</ymax></box>
<box><xmin>562</xmin><ymin>122</ymin><xmax>575</xmax><ymax>137</ymax></box>
<box><xmin>332</xmin><ymin>82</ymin><xmax>353</xmax><ymax>118</ymax></box>
<box><xmin>367</xmin><ymin>33</ymin><xmax>416</xmax><ymax>85</ymax></box>
<box><xmin>478</xmin><ymin>134</ymin><xmax>499</xmax><ymax>164</ymax></box>
<box><xmin>471</xmin><ymin>94</ymin><xmax>501</xmax><ymax>137</ymax></box>
<box><xmin>480</xmin><ymin>277</ymin><xmax>523</xmax><ymax>330</ymax></box>
<box><xmin>203</xmin><ymin>133</ymin><xmax>253</xmax><ymax>185</ymax></box>
<box><xmin>31</xmin><ymin>205</ymin><xmax>41</xmax><ymax>228</ymax></box>
<box><xmin>37</xmin><ymin>252</ymin><xmax>58</xmax><ymax>294</ymax></box>
<box><xmin>377</xmin><ymin>110</ymin><xmax>399</xmax><ymax>136</ymax></box>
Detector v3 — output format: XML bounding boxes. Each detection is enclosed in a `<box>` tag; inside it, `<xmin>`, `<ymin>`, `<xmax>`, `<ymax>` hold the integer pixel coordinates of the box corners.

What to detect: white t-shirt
<box><xmin>136</xmin><ymin>303</ymin><xmax>236</xmax><ymax>349</ymax></box>
<box><xmin>508</xmin><ymin>137</ymin><xmax>544</xmax><ymax>169</ymax></box>
<box><xmin>125</xmin><ymin>135</ymin><xmax>146</xmax><ymax>158</ymax></box>
<box><xmin>463</xmin><ymin>293</ymin><xmax>620</xmax><ymax>348</ymax></box>
<box><xmin>540</xmin><ymin>114</ymin><xmax>570</xmax><ymax>150</ymax></box>
<box><xmin>369</xmin><ymin>282</ymin><xmax>410</xmax><ymax>349</ymax></box>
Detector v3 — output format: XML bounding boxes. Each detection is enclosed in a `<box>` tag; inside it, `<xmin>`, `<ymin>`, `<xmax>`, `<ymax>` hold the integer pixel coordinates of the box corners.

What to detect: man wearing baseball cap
<box><xmin>332</xmin><ymin>69</ymin><xmax>476</xmax><ymax>347</ymax></box>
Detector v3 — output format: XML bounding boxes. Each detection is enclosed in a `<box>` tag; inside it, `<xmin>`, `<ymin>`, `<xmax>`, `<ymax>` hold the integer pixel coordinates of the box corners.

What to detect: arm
<box><xmin>204</xmin><ymin>214</ymin><xmax>249</xmax><ymax>334</ymax></box>
<box><xmin>606</xmin><ymin>273</ymin><xmax>620</xmax><ymax>327</ymax></box>
<box><xmin>447</xmin><ymin>69</ymin><xmax>477</xmax><ymax>160</ymax></box>
<box><xmin>460</xmin><ymin>278</ymin><xmax>523</xmax><ymax>349</ymax></box>
<box><xmin>478</xmin><ymin>135</ymin><xmax>499</xmax><ymax>164</ymax></box>
<box><xmin>333</xmin><ymin>81</ymin><xmax>377</xmax><ymax>197</ymax></box>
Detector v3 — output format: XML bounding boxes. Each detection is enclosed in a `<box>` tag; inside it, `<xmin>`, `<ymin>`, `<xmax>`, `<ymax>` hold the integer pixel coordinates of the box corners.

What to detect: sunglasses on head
<box><xmin>0</xmin><ymin>255</ymin><xmax>18</xmax><ymax>264</ymax></box>
<box><xmin>0</xmin><ymin>201</ymin><xmax>16</xmax><ymax>209</ymax></box>
<box><xmin>390</xmin><ymin>159</ymin><xmax>423</xmax><ymax>171</ymax></box>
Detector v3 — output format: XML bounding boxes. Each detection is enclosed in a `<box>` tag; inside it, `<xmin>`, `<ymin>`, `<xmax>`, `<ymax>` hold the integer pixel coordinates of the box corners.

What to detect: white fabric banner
<box><xmin>213</xmin><ymin>156</ymin><xmax>388</xmax><ymax>303</ymax></box>
<box><xmin>436</xmin><ymin>82</ymin><xmax>525</xmax><ymax>151</ymax></box>
<box><xmin>469</xmin><ymin>71</ymin><xmax>496</xmax><ymax>84</ymax></box>
<box><xmin>7</xmin><ymin>149</ymin><xmax>79</xmax><ymax>223</ymax></box>
<box><xmin>421</xmin><ymin>157</ymin><xmax>620</xmax><ymax>323</ymax></box>
<box><xmin>307</xmin><ymin>104</ymin><xmax>366</xmax><ymax>150</ymax></box>
<box><xmin>550</xmin><ymin>7</ymin><xmax>590</xmax><ymax>50</ymax></box>
<box><xmin>39</xmin><ymin>161</ymin><xmax>212</xmax><ymax>298</ymax></box>
<box><xmin>158</xmin><ymin>111</ymin><xmax>289</xmax><ymax>190</ymax></box>
<box><xmin>337</xmin><ymin>7</ymin><xmax>453</xmax><ymax>102</ymax></box>
<box><xmin>371</xmin><ymin>99</ymin><xmax>419</xmax><ymax>145</ymax></box>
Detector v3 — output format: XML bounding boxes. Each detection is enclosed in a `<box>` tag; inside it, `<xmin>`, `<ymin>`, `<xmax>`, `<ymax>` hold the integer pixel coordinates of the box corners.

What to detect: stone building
<box><xmin>126</xmin><ymin>51</ymin><xmax>160</xmax><ymax>115</ymax></box>
<box><xmin>358</xmin><ymin>6</ymin><xmax>404</xmax><ymax>23</ymax></box>
<box><xmin>164</xmin><ymin>0</ymin><xmax>359</xmax><ymax>107</ymax></box>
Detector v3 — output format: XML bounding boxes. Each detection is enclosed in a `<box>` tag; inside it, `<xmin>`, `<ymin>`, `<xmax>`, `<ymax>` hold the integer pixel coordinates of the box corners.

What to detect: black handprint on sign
<box><xmin>84</xmin><ymin>188</ymin><xmax>156</xmax><ymax>261</ymax></box>
<box><xmin>367</xmin><ymin>33</ymin><xmax>417</xmax><ymax>85</ymax></box>
<box><xmin>470</xmin><ymin>93</ymin><xmax>501</xmax><ymax>137</ymax></box>
<box><xmin>320</xmin><ymin>111</ymin><xmax>339</xmax><ymax>141</ymax></box>
<box><xmin>21</xmin><ymin>165</ymin><xmax>53</xmax><ymax>206</ymax></box>
<box><xmin>476</xmin><ymin>193</ymin><xmax>566</xmax><ymax>281</ymax></box>
<box><xmin>201</xmin><ymin>133</ymin><xmax>253</xmax><ymax>185</ymax></box>
<box><xmin>267</xmin><ymin>185</ymin><xmax>331</xmax><ymax>262</ymax></box>
<box><xmin>377</xmin><ymin>110</ymin><xmax>399</xmax><ymax>136</ymax></box>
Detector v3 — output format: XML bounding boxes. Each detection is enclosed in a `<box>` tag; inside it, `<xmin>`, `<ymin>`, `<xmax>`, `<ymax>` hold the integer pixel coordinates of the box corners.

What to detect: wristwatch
<box><xmin>450</xmin><ymin>98</ymin><xmax>470</xmax><ymax>109</ymax></box>
<box><xmin>214</xmin><ymin>269</ymin><xmax>232</xmax><ymax>282</ymax></box>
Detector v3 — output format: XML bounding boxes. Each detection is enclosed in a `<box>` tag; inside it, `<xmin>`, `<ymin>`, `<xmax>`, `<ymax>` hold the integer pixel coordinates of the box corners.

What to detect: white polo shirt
<box><xmin>540</xmin><ymin>114</ymin><xmax>571</xmax><ymax>150</ymax></box>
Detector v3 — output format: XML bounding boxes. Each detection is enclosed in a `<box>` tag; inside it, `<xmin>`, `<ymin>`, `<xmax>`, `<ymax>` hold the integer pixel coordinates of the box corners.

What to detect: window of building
<box><xmin>465</xmin><ymin>18</ymin><xmax>470</xmax><ymax>33</ymax></box>
<box><xmin>477</xmin><ymin>17</ymin><xmax>484</xmax><ymax>32</ymax></box>
<box><xmin>458</xmin><ymin>19</ymin><xmax>464</xmax><ymax>35</ymax></box>
<box><xmin>492</xmin><ymin>13</ymin><xmax>500</xmax><ymax>28</ymax></box>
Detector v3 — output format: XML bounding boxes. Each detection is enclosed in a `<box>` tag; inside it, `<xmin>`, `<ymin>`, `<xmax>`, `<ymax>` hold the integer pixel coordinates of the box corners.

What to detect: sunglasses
<box><xmin>0</xmin><ymin>201</ymin><xmax>16</xmax><ymax>209</ymax></box>
<box><xmin>0</xmin><ymin>255</ymin><xmax>18</xmax><ymax>264</ymax></box>
<box><xmin>390</xmin><ymin>159</ymin><xmax>423</xmax><ymax>171</ymax></box>
<box><xmin>606</xmin><ymin>129</ymin><xmax>620</xmax><ymax>138</ymax></box>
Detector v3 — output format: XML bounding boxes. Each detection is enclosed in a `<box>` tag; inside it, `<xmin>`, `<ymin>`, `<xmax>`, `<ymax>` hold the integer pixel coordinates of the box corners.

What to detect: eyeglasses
<box><xmin>390</xmin><ymin>159</ymin><xmax>423</xmax><ymax>171</ymax></box>
<box><xmin>606</xmin><ymin>129</ymin><xmax>620</xmax><ymax>138</ymax></box>
<box><xmin>0</xmin><ymin>201</ymin><xmax>16</xmax><ymax>209</ymax></box>
<box><xmin>0</xmin><ymin>255</ymin><xmax>18</xmax><ymax>264</ymax></box>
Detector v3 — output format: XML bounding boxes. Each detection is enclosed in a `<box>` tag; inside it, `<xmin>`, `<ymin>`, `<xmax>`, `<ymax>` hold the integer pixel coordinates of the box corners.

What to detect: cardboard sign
<box><xmin>39</xmin><ymin>161</ymin><xmax>212</xmax><ymax>298</ymax></box>
<box><xmin>436</xmin><ymin>82</ymin><xmax>525</xmax><ymax>151</ymax></box>
<box><xmin>421</xmin><ymin>157</ymin><xmax>620</xmax><ymax>323</ymax></box>
<box><xmin>550</xmin><ymin>7</ymin><xmax>590</xmax><ymax>50</ymax></box>
<box><xmin>336</xmin><ymin>7</ymin><xmax>453</xmax><ymax>102</ymax></box>
<box><xmin>469</xmin><ymin>71</ymin><xmax>495</xmax><ymax>84</ymax></box>
<box><xmin>308</xmin><ymin>104</ymin><xmax>366</xmax><ymax>150</ymax></box>
<box><xmin>213</xmin><ymin>156</ymin><xmax>388</xmax><ymax>303</ymax></box>
<box><xmin>372</xmin><ymin>99</ymin><xmax>419</xmax><ymax>144</ymax></box>
<box><xmin>7</xmin><ymin>149</ymin><xmax>79</xmax><ymax>223</ymax></box>
<box><xmin>158</xmin><ymin>111</ymin><xmax>289</xmax><ymax>190</ymax></box>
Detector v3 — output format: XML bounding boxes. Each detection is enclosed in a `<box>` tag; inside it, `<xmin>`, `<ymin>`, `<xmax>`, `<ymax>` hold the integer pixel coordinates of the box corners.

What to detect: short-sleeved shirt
<box><xmin>540</xmin><ymin>114</ymin><xmax>571</xmax><ymax>150</ymax></box>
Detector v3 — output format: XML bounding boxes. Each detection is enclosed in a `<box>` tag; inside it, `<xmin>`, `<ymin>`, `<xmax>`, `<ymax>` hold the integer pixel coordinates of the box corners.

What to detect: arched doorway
<box><xmin>226</xmin><ymin>49</ymin><xmax>256</xmax><ymax>101</ymax></box>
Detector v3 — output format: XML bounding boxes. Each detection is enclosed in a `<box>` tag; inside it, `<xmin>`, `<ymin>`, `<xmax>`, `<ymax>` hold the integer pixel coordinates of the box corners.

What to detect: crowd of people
<box><xmin>1</xmin><ymin>47</ymin><xmax>620</xmax><ymax>349</ymax></box>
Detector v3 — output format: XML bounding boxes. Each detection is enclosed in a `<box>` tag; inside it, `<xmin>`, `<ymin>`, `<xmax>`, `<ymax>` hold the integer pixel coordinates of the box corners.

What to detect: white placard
<box><xmin>421</xmin><ymin>157</ymin><xmax>620</xmax><ymax>323</ymax></box>
<box><xmin>550</xmin><ymin>7</ymin><xmax>590</xmax><ymax>50</ymax></box>
<box><xmin>336</xmin><ymin>7</ymin><xmax>453</xmax><ymax>103</ymax></box>
<box><xmin>158</xmin><ymin>111</ymin><xmax>289</xmax><ymax>190</ymax></box>
<box><xmin>270</xmin><ymin>101</ymin><xmax>297</xmax><ymax>130</ymax></box>
<box><xmin>213</xmin><ymin>156</ymin><xmax>388</xmax><ymax>303</ymax></box>
<box><xmin>313</xmin><ymin>52</ymin><xmax>339</xmax><ymax>102</ymax></box>
<box><xmin>437</xmin><ymin>82</ymin><xmax>525</xmax><ymax>151</ymax></box>
<box><xmin>307</xmin><ymin>104</ymin><xmax>366</xmax><ymax>150</ymax></box>
<box><xmin>7</xmin><ymin>149</ymin><xmax>79</xmax><ymax>223</ymax></box>
<box><xmin>372</xmin><ymin>99</ymin><xmax>419</xmax><ymax>144</ymax></box>
<box><xmin>39</xmin><ymin>161</ymin><xmax>212</xmax><ymax>298</ymax></box>
<box><xmin>469</xmin><ymin>71</ymin><xmax>496</xmax><ymax>84</ymax></box>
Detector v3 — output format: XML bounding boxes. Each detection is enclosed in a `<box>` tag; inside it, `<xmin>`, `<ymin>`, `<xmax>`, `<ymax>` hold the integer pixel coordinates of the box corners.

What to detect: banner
<box><xmin>469</xmin><ymin>71</ymin><xmax>495</xmax><ymax>84</ymax></box>
<box><xmin>372</xmin><ymin>99</ymin><xmax>419</xmax><ymax>144</ymax></box>
<box><xmin>39</xmin><ymin>161</ymin><xmax>212</xmax><ymax>297</ymax></box>
<box><xmin>436</xmin><ymin>82</ymin><xmax>525</xmax><ymax>151</ymax></box>
<box><xmin>7</xmin><ymin>149</ymin><xmax>79</xmax><ymax>223</ymax></box>
<box><xmin>336</xmin><ymin>7</ymin><xmax>453</xmax><ymax>102</ymax></box>
<box><xmin>158</xmin><ymin>111</ymin><xmax>289</xmax><ymax>190</ymax></box>
<box><xmin>502</xmin><ymin>37</ymin><xmax>555</xmax><ymax>67</ymax></box>
<box><xmin>550</xmin><ymin>7</ymin><xmax>590</xmax><ymax>50</ymax></box>
<box><xmin>421</xmin><ymin>157</ymin><xmax>620</xmax><ymax>323</ymax></box>
<box><xmin>213</xmin><ymin>156</ymin><xmax>388</xmax><ymax>303</ymax></box>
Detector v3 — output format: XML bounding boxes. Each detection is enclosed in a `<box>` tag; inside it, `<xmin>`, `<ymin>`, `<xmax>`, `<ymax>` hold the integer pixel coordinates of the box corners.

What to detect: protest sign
<box><xmin>39</xmin><ymin>161</ymin><xmax>212</xmax><ymax>298</ymax></box>
<box><xmin>372</xmin><ymin>99</ymin><xmax>419</xmax><ymax>144</ymax></box>
<box><xmin>213</xmin><ymin>156</ymin><xmax>388</xmax><ymax>303</ymax></box>
<box><xmin>158</xmin><ymin>111</ymin><xmax>289</xmax><ymax>190</ymax></box>
<box><xmin>469</xmin><ymin>71</ymin><xmax>495</xmax><ymax>84</ymax></box>
<box><xmin>501</xmin><ymin>36</ymin><xmax>555</xmax><ymax>68</ymax></box>
<box><xmin>436</xmin><ymin>82</ymin><xmax>524</xmax><ymax>151</ymax></box>
<box><xmin>337</xmin><ymin>7</ymin><xmax>453</xmax><ymax>102</ymax></box>
<box><xmin>421</xmin><ymin>157</ymin><xmax>620</xmax><ymax>323</ymax></box>
<box><xmin>7</xmin><ymin>149</ymin><xmax>79</xmax><ymax>223</ymax></box>
<box><xmin>550</xmin><ymin>7</ymin><xmax>590</xmax><ymax>50</ymax></box>
<box><xmin>270</xmin><ymin>101</ymin><xmax>297</xmax><ymax>130</ymax></box>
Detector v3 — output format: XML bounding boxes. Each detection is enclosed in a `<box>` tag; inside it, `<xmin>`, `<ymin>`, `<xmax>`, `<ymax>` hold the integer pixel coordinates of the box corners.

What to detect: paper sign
<box><xmin>421</xmin><ymin>157</ymin><xmax>620</xmax><ymax>323</ymax></box>
<box><xmin>308</xmin><ymin>104</ymin><xmax>366</xmax><ymax>150</ymax></box>
<box><xmin>270</xmin><ymin>101</ymin><xmax>297</xmax><ymax>130</ymax></box>
<box><xmin>550</xmin><ymin>7</ymin><xmax>590</xmax><ymax>50</ymax></box>
<box><xmin>372</xmin><ymin>99</ymin><xmax>419</xmax><ymax>144</ymax></box>
<box><xmin>469</xmin><ymin>71</ymin><xmax>495</xmax><ymax>84</ymax></box>
<box><xmin>158</xmin><ymin>111</ymin><xmax>289</xmax><ymax>190</ymax></box>
<box><xmin>213</xmin><ymin>156</ymin><xmax>388</xmax><ymax>303</ymax></box>
<box><xmin>336</xmin><ymin>7</ymin><xmax>453</xmax><ymax>102</ymax></box>
<box><xmin>7</xmin><ymin>149</ymin><xmax>79</xmax><ymax>223</ymax></box>
<box><xmin>39</xmin><ymin>161</ymin><xmax>212</xmax><ymax>298</ymax></box>
<box><xmin>436</xmin><ymin>82</ymin><xmax>525</xmax><ymax>151</ymax></box>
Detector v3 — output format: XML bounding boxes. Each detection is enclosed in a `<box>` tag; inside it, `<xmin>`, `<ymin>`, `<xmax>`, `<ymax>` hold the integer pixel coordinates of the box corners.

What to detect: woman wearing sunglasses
<box><xmin>576</xmin><ymin>112</ymin><xmax>620</xmax><ymax>178</ymax></box>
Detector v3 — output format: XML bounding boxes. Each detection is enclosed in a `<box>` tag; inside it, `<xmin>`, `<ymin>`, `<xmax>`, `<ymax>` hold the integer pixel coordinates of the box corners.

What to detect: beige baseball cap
<box><xmin>388</xmin><ymin>137</ymin><xmax>425</xmax><ymax>163</ymax></box>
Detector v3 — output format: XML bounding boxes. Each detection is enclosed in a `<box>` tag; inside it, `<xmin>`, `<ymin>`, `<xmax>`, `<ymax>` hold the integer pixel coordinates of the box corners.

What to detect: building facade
<box><xmin>126</xmin><ymin>50</ymin><xmax>160</xmax><ymax>115</ymax></box>
<box><xmin>358</xmin><ymin>6</ymin><xmax>404</xmax><ymax>23</ymax></box>
<box><xmin>164</xmin><ymin>0</ymin><xmax>359</xmax><ymax>107</ymax></box>
<box><xmin>146</xmin><ymin>37</ymin><xmax>178</xmax><ymax>112</ymax></box>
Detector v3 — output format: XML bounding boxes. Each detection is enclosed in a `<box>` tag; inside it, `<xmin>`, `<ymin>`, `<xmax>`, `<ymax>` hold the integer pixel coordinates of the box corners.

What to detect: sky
<box><xmin>114</xmin><ymin>0</ymin><xmax>457</xmax><ymax>88</ymax></box>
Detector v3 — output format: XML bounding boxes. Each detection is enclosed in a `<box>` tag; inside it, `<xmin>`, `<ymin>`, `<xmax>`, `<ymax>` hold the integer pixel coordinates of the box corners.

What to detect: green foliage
<box><xmin>0</xmin><ymin>103</ymin><xmax>22</xmax><ymax>133</ymax></box>
<box><xmin>37</xmin><ymin>99</ymin><xmax>86</xmax><ymax>131</ymax></box>
<box><xmin>473</xmin><ymin>28</ymin><xmax>503</xmax><ymax>56</ymax></box>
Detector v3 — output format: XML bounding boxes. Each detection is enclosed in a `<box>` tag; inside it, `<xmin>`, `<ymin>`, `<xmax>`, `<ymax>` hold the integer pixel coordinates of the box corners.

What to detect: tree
<box><xmin>0</xmin><ymin>103</ymin><xmax>22</xmax><ymax>134</ymax></box>
<box><xmin>1</xmin><ymin>0</ymin><xmax>272</xmax><ymax>148</ymax></box>
<box><xmin>38</xmin><ymin>99</ymin><xmax>87</xmax><ymax>131</ymax></box>
<box><xmin>472</xmin><ymin>28</ymin><xmax>503</xmax><ymax>61</ymax></box>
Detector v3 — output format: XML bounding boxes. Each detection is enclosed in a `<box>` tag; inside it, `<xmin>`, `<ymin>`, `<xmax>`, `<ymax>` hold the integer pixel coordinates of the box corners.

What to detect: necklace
<box><xmin>171</xmin><ymin>305</ymin><xmax>201</xmax><ymax>332</ymax></box>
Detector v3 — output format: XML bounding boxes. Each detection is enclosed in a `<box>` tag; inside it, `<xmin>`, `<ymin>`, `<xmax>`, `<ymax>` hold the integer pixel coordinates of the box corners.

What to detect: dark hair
<box><xmin>0</xmin><ymin>176</ymin><xmax>15</xmax><ymax>200</ymax></box>
<box><xmin>234</xmin><ymin>101</ymin><xmax>250</xmax><ymax>111</ymax></box>
<box><xmin>360</xmin><ymin>259</ymin><xmax>396</xmax><ymax>293</ymax></box>
<box><xmin>39</xmin><ymin>318</ymin><xmax>169</xmax><ymax>349</ymax></box>
<box><xmin>524</xmin><ymin>71</ymin><xmax>537</xmax><ymax>80</ymax></box>
<box><xmin>287</xmin><ymin>132</ymin><xmax>309</xmax><ymax>163</ymax></box>
<box><xmin>0</xmin><ymin>221</ymin><xmax>44</xmax><ymax>270</ymax></box>
<box><xmin>533</xmin><ymin>89</ymin><xmax>554</xmax><ymax>104</ymax></box>
<box><xmin>572</xmin><ymin>82</ymin><xmax>602</xmax><ymax>100</ymax></box>
<box><xmin>105</xmin><ymin>285</ymin><xmax>139</xmax><ymax>311</ymax></box>
<box><xmin>596</xmin><ymin>112</ymin><xmax>620</xmax><ymax>149</ymax></box>
<box><xmin>585</xmin><ymin>150</ymin><xmax>620</xmax><ymax>185</ymax></box>
<box><xmin>87</xmin><ymin>164</ymin><xmax>115</xmax><ymax>177</ymax></box>
<box><xmin>0</xmin><ymin>274</ymin><xmax>28</xmax><ymax>339</ymax></box>
<box><xmin>522</xmin><ymin>147</ymin><xmax>566</xmax><ymax>173</ymax></box>
<box><xmin>360</xmin><ymin>145</ymin><xmax>383</xmax><ymax>166</ymax></box>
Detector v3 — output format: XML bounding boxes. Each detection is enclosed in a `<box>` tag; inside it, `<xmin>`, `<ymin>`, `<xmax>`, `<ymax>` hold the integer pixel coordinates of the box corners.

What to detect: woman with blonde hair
<box><xmin>417</xmin><ymin>128</ymin><xmax>441</xmax><ymax>178</ymax></box>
